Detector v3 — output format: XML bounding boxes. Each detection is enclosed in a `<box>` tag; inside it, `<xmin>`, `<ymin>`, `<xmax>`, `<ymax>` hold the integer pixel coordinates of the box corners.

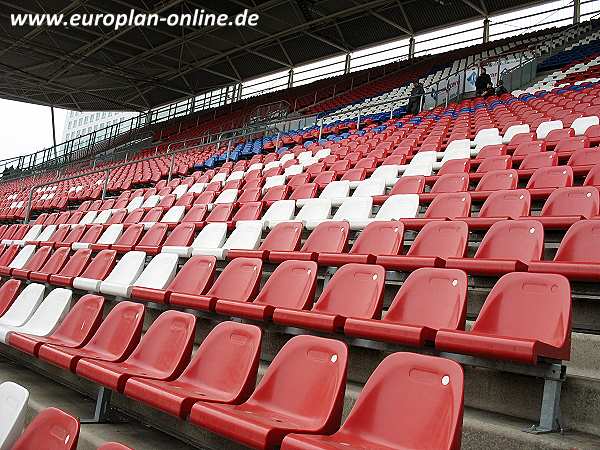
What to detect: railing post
<box><xmin>318</xmin><ymin>117</ymin><xmax>324</xmax><ymax>141</ymax></box>
<box><xmin>356</xmin><ymin>108</ymin><xmax>362</xmax><ymax>131</ymax></box>
<box><xmin>275</xmin><ymin>131</ymin><xmax>281</xmax><ymax>152</ymax></box>
<box><xmin>101</xmin><ymin>169</ymin><xmax>110</xmax><ymax>201</ymax></box>
<box><xmin>226</xmin><ymin>139</ymin><xmax>232</xmax><ymax>163</ymax></box>
<box><xmin>167</xmin><ymin>153</ymin><xmax>176</xmax><ymax>184</ymax></box>
<box><xmin>24</xmin><ymin>186</ymin><xmax>35</xmax><ymax>224</ymax></box>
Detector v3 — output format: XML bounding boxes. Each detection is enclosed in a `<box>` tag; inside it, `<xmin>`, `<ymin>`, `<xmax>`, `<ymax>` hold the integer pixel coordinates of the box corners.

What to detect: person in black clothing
<box><xmin>495</xmin><ymin>80</ymin><xmax>508</xmax><ymax>96</ymax></box>
<box><xmin>475</xmin><ymin>68</ymin><xmax>492</xmax><ymax>97</ymax></box>
<box><xmin>483</xmin><ymin>82</ymin><xmax>496</xmax><ymax>98</ymax></box>
<box><xmin>406</xmin><ymin>81</ymin><xmax>425</xmax><ymax>115</ymax></box>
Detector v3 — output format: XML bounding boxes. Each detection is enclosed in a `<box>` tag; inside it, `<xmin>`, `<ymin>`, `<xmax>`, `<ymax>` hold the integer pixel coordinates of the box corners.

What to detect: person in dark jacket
<box><xmin>495</xmin><ymin>80</ymin><xmax>508</xmax><ymax>96</ymax></box>
<box><xmin>406</xmin><ymin>81</ymin><xmax>425</xmax><ymax>115</ymax></box>
<box><xmin>483</xmin><ymin>82</ymin><xmax>496</xmax><ymax>98</ymax></box>
<box><xmin>475</xmin><ymin>68</ymin><xmax>492</xmax><ymax>96</ymax></box>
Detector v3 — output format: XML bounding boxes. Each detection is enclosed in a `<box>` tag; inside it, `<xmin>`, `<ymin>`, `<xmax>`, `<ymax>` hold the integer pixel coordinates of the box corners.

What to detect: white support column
<box><xmin>408</xmin><ymin>36</ymin><xmax>415</xmax><ymax>59</ymax></box>
<box><xmin>483</xmin><ymin>18</ymin><xmax>490</xmax><ymax>43</ymax></box>
<box><xmin>287</xmin><ymin>69</ymin><xmax>294</xmax><ymax>88</ymax></box>
<box><xmin>573</xmin><ymin>0</ymin><xmax>581</xmax><ymax>24</ymax></box>
<box><xmin>344</xmin><ymin>53</ymin><xmax>351</xmax><ymax>74</ymax></box>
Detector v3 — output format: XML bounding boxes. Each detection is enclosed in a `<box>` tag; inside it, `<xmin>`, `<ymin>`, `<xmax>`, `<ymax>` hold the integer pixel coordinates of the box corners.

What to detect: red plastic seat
<box><xmin>132</xmin><ymin>255</ymin><xmax>216</xmax><ymax>304</ymax></box>
<box><xmin>313</xmin><ymin>171</ymin><xmax>336</xmax><ymax>188</ymax></box>
<box><xmin>446</xmin><ymin>219</ymin><xmax>543</xmax><ymax>275</ymax></box>
<box><xmin>12</xmin><ymin>407</ymin><xmax>79</xmax><ymax>450</ymax></box>
<box><xmin>0</xmin><ymin>279</ymin><xmax>22</xmax><ymax>316</ymax></box>
<box><xmin>189</xmin><ymin>335</ymin><xmax>348</xmax><ymax>450</ymax></box>
<box><xmin>66</xmin><ymin>224</ymin><xmax>104</xmax><ymax>249</ymax></box>
<box><xmin>231</xmin><ymin>201</ymin><xmax>263</xmax><ymax>224</ymax></box>
<box><xmin>290</xmin><ymin>183</ymin><xmax>318</xmax><ymax>201</ymax></box>
<box><xmin>228</xmin><ymin>222</ymin><xmax>303</xmax><ymax>261</ymax></box>
<box><xmin>545</xmin><ymin>128</ymin><xmax>574</xmax><ymax>148</ymax></box>
<box><xmin>404</xmin><ymin>193</ymin><xmax>471</xmax><ymax>229</ymax></box>
<box><xmin>262</xmin><ymin>185</ymin><xmax>290</xmax><ymax>204</ymax></box>
<box><xmin>9</xmin><ymin>294</ymin><xmax>104</xmax><ymax>355</ymax></box>
<box><xmin>272</xmin><ymin>263</ymin><xmax>385</xmax><ymax>332</ymax></box>
<box><xmin>216</xmin><ymin>260</ymin><xmax>317</xmax><ymax>321</ymax></box>
<box><xmin>584</xmin><ymin>164</ymin><xmax>600</xmax><ymax>187</ymax></box>
<box><xmin>171</xmin><ymin>257</ymin><xmax>262</xmax><ymax>311</ymax></box>
<box><xmin>528</xmin><ymin>220</ymin><xmax>600</xmax><ymax>281</ymax></box>
<box><xmin>568</xmin><ymin>148</ymin><xmax>600</xmax><ymax>170</ymax></box>
<box><xmin>429</xmin><ymin>173</ymin><xmax>469</xmax><ymax>194</ymax></box>
<box><xmin>29</xmin><ymin>247</ymin><xmax>71</xmax><ymax>282</ymax></box>
<box><xmin>269</xmin><ymin>221</ymin><xmax>349</xmax><ymax>263</ymax></box>
<box><xmin>124</xmin><ymin>321</ymin><xmax>261</xmax><ymax>418</ymax></box>
<box><xmin>74</xmin><ymin>249</ymin><xmax>117</xmax><ymax>283</ymax></box>
<box><xmin>0</xmin><ymin>244</ymin><xmax>19</xmax><ymax>267</ymax></box>
<box><xmin>205</xmin><ymin>204</ymin><xmax>235</xmax><ymax>223</ymax></box>
<box><xmin>376</xmin><ymin>221</ymin><xmax>468</xmax><ymax>271</ymax></box>
<box><xmin>281</xmin><ymin>352</ymin><xmax>464</xmax><ymax>450</ymax></box>
<box><xmin>519</xmin><ymin>151</ymin><xmax>558</xmax><ymax>170</ymax></box>
<box><xmin>463</xmin><ymin>189</ymin><xmax>530</xmax><ymax>230</ymax></box>
<box><xmin>436</xmin><ymin>272</ymin><xmax>571</xmax><ymax>364</ymax></box>
<box><xmin>555</xmin><ymin>136</ymin><xmax>589</xmax><ymax>152</ymax></box>
<box><xmin>475</xmin><ymin>169</ymin><xmax>518</xmax><ymax>192</ymax></box>
<box><xmin>76</xmin><ymin>310</ymin><xmax>195</xmax><ymax>392</ymax></box>
<box><xmin>48</xmin><ymin>248</ymin><xmax>92</xmax><ymax>287</ymax></box>
<box><xmin>513</xmin><ymin>141</ymin><xmax>545</xmax><ymax>157</ymax></box>
<box><xmin>237</xmin><ymin>188</ymin><xmax>262</xmax><ymax>204</ymax></box>
<box><xmin>345</xmin><ymin>268</ymin><xmax>467</xmax><ymax>346</ymax></box>
<box><xmin>318</xmin><ymin>221</ymin><xmax>404</xmax><ymax>266</ymax></box>
<box><xmin>147</xmin><ymin>222</ymin><xmax>195</xmax><ymax>255</ymax></box>
<box><xmin>477</xmin><ymin>144</ymin><xmax>507</xmax><ymax>158</ymax></box>
<box><xmin>181</xmin><ymin>205</ymin><xmax>208</xmax><ymax>228</ymax></box>
<box><xmin>526</xmin><ymin>165</ymin><xmax>573</xmax><ymax>194</ymax></box>
<box><xmin>40</xmin><ymin>225</ymin><xmax>70</xmax><ymax>247</ymax></box>
<box><xmin>534</xmin><ymin>186</ymin><xmax>600</xmax><ymax>228</ymax></box>
<box><xmin>135</xmin><ymin>223</ymin><xmax>168</xmax><ymax>253</ymax></box>
<box><xmin>38</xmin><ymin>301</ymin><xmax>144</xmax><ymax>372</ymax></box>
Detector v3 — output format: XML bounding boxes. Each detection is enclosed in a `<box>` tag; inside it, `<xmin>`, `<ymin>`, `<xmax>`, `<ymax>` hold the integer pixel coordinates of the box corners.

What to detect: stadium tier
<box><xmin>3</xmin><ymin>8</ymin><xmax>600</xmax><ymax>450</ymax></box>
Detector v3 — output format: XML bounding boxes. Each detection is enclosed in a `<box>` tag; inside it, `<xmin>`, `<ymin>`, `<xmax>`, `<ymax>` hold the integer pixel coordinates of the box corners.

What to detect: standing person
<box><xmin>495</xmin><ymin>79</ymin><xmax>508</xmax><ymax>96</ymax></box>
<box><xmin>483</xmin><ymin>82</ymin><xmax>495</xmax><ymax>98</ymax></box>
<box><xmin>475</xmin><ymin>68</ymin><xmax>492</xmax><ymax>97</ymax></box>
<box><xmin>407</xmin><ymin>81</ymin><xmax>425</xmax><ymax>115</ymax></box>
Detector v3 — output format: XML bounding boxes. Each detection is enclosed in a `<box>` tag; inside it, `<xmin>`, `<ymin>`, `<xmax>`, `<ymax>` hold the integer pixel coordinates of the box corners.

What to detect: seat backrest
<box><xmin>79</xmin><ymin>250</ymin><xmax>117</xmax><ymax>280</ymax></box>
<box><xmin>81</xmin><ymin>301</ymin><xmax>144</xmax><ymax>360</ymax></box>
<box><xmin>232</xmin><ymin>202</ymin><xmax>263</xmax><ymax>222</ymax></box>
<box><xmin>246</xmin><ymin>335</ymin><xmax>347</xmax><ymax>431</ymax></box>
<box><xmin>103</xmin><ymin>251</ymin><xmax>146</xmax><ymax>286</ymax></box>
<box><xmin>473</xmin><ymin>272</ymin><xmax>571</xmax><ymax>351</ymax></box>
<box><xmin>389</xmin><ymin>176</ymin><xmax>425</xmax><ymax>194</ymax></box>
<box><xmin>178</xmin><ymin>321</ymin><xmax>261</xmax><ymax>405</ymax></box>
<box><xmin>215</xmin><ymin>189</ymin><xmax>239</xmax><ymax>204</ymax></box>
<box><xmin>141</xmin><ymin>207</ymin><xmax>163</xmax><ymax>223</ymax></box>
<box><xmin>424</xmin><ymin>193</ymin><xmax>471</xmax><ymax>219</ymax></box>
<box><xmin>312</xmin><ymin>264</ymin><xmax>385</xmax><ymax>319</ymax></box>
<box><xmin>260</xmin><ymin>222</ymin><xmax>303</xmax><ymax>252</ymax></box>
<box><xmin>475</xmin><ymin>155</ymin><xmax>511</xmax><ymax>173</ymax></box>
<box><xmin>55</xmin><ymin>248</ymin><xmax>92</xmax><ymax>278</ymax></box>
<box><xmin>408</xmin><ymin>221</ymin><xmax>469</xmax><ymax>259</ymax></box>
<box><xmin>513</xmin><ymin>141</ymin><xmax>545</xmax><ymax>156</ymax></box>
<box><xmin>375</xmin><ymin>194</ymin><xmax>420</xmax><ymax>220</ymax></box>
<box><xmin>526</xmin><ymin>166</ymin><xmax>573</xmax><ymax>189</ymax></box>
<box><xmin>12</xmin><ymin>407</ymin><xmax>79</xmax><ymax>450</ymax></box>
<box><xmin>479</xmin><ymin>189</ymin><xmax>530</xmax><ymax>218</ymax></box>
<box><xmin>37</xmin><ymin>246</ymin><xmax>70</xmax><ymax>274</ymax></box>
<box><xmin>44</xmin><ymin>294</ymin><xmax>104</xmax><ymax>346</ymax></box>
<box><xmin>475</xmin><ymin>169</ymin><xmax>518</xmax><ymax>191</ymax></box>
<box><xmin>17</xmin><ymin>288</ymin><xmax>72</xmax><ymax>336</ymax></box>
<box><xmin>8</xmin><ymin>245</ymin><xmax>37</xmax><ymax>269</ymax></box>
<box><xmin>353</xmin><ymin>178</ymin><xmax>386</xmax><ymax>197</ymax></box>
<box><xmin>78</xmin><ymin>224</ymin><xmax>104</xmax><ymax>245</ymax></box>
<box><xmin>0</xmin><ymin>381</ymin><xmax>29</xmax><ymax>450</ymax></box>
<box><xmin>332</xmin><ymin>197</ymin><xmax>373</xmax><ymax>221</ymax></box>
<box><xmin>552</xmin><ymin>220</ymin><xmax>600</xmax><ymax>263</ymax></box>
<box><xmin>166</xmin><ymin>255</ymin><xmax>216</xmax><ymax>296</ymax></box>
<box><xmin>21</xmin><ymin>246</ymin><xmax>53</xmax><ymax>272</ymax></box>
<box><xmin>0</xmin><ymin>283</ymin><xmax>45</xmax><ymax>327</ymax></box>
<box><xmin>223</xmin><ymin>221</ymin><xmax>263</xmax><ymax>251</ymax></box>
<box><xmin>296</xmin><ymin>198</ymin><xmax>332</xmax><ymax>222</ymax></box>
<box><xmin>541</xmin><ymin>187</ymin><xmax>599</xmax><ymax>218</ymax></box>
<box><xmin>161</xmin><ymin>206</ymin><xmax>186</xmax><ymax>223</ymax></box>
<box><xmin>206</xmin><ymin>257</ymin><xmax>262</xmax><ymax>302</ymax></box>
<box><xmin>386</xmin><ymin>268</ymin><xmax>468</xmax><ymax>330</ymax></box>
<box><xmin>163</xmin><ymin>223</ymin><xmax>195</xmax><ymax>247</ymax></box>
<box><xmin>350</xmin><ymin>221</ymin><xmax>404</xmax><ymax>256</ymax></box>
<box><xmin>302</xmin><ymin>221</ymin><xmax>349</xmax><ymax>253</ymax></box>
<box><xmin>320</xmin><ymin>180</ymin><xmax>350</xmax><ymax>199</ymax></box>
<box><xmin>126</xmin><ymin>310</ymin><xmax>195</xmax><ymax>376</ymax></box>
<box><xmin>133</xmin><ymin>253</ymin><xmax>179</xmax><ymax>290</ymax></box>
<box><xmin>571</xmin><ymin>116</ymin><xmax>599</xmax><ymax>135</ymax></box>
<box><xmin>206</xmin><ymin>203</ymin><xmax>234</xmax><ymax>222</ymax></box>
<box><xmin>34</xmin><ymin>225</ymin><xmax>57</xmax><ymax>243</ymax></box>
<box><xmin>137</xmin><ymin>223</ymin><xmax>168</xmax><ymax>247</ymax></box>
<box><xmin>182</xmin><ymin>205</ymin><xmax>208</xmax><ymax>223</ymax></box>
<box><xmin>536</xmin><ymin>120</ymin><xmax>563</xmax><ymax>139</ymax></box>
<box><xmin>97</xmin><ymin>224</ymin><xmax>124</xmax><ymax>246</ymax></box>
<box><xmin>337</xmin><ymin>352</ymin><xmax>464</xmax><ymax>450</ymax></box>
<box><xmin>519</xmin><ymin>151</ymin><xmax>557</xmax><ymax>170</ymax></box>
<box><xmin>0</xmin><ymin>245</ymin><xmax>19</xmax><ymax>267</ymax></box>
<box><xmin>0</xmin><ymin>279</ymin><xmax>22</xmax><ymax>317</ymax></box>
<box><xmin>254</xmin><ymin>260</ymin><xmax>317</xmax><ymax>309</ymax></box>
<box><xmin>475</xmin><ymin>220</ymin><xmax>543</xmax><ymax>261</ymax></box>
<box><xmin>113</xmin><ymin>224</ymin><xmax>144</xmax><ymax>247</ymax></box>
<box><xmin>568</xmin><ymin>148</ymin><xmax>600</xmax><ymax>167</ymax></box>
<box><xmin>191</xmin><ymin>223</ymin><xmax>228</xmax><ymax>249</ymax></box>
<box><xmin>431</xmin><ymin>174</ymin><xmax>469</xmax><ymax>194</ymax></box>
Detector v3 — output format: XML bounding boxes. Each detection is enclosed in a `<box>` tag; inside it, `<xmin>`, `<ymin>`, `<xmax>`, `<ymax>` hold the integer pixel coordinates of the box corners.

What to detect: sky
<box><xmin>0</xmin><ymin>0</ymin><xmax>595</xmax><ymax>163</ymax></box>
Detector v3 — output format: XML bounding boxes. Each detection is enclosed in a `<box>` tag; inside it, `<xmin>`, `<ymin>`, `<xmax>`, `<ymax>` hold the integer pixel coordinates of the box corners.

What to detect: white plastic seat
<box><xmin>188</xmin><ymin>183</ymin><xmax>206</xmax><ymax>195</ymax></box>
<box><xmin>16</xmin><ymin>225</ymin><xmax>56</xmax><ymax>246</ymax></box>
<box><xmin>247</xmin><ymin>163</ymin><xmax>263</xmax><ymax>173</ymax></box>
<box><xmin>297</xmin><ymin>180</ymin><xmax>349</xmax><ymax>208</ymax></box>
<box><xmin>319</xmin><ymin>197</ymin><xmax>373</xmax><ymax>230</ymax></box>
<box><xmin>294</xmin><ymin>198</ymin><xmax>332</xmax><ymax>226</ymax></box>
<box><xmin>213</xmin><ymin>189</ymin><xmax>239</xmax><ymax>205</ymax></box>
<box><xmin>126</xmin><ymin>196</ymin><xmax>144</xmax><ymax>213</ymax></box>
<box><xmin>163</xmin><ymin>222</ymin><xmax>227</xmax><ymax>257</ymax></box>
<box><xmin>263</xmin><ymin>175</ymin><xmax>286</xmax><ymax>193</ymax></box>
<box><xmin>474</xmin><ymin>135</ymin><xmax>502</xmax><ymax>153</ymax></box>
<box><xmin>444</xmin><ymin>139</ymin><xmax>471</xmax><ymax>153</ymax></box>
<box><xmin>0</xmin><ymin>381</ymin><xmax>29</xmax><ymax>450</ymax></box>
<box><xmin>314</xmin><ymin>149</ymin><xmax>331</xmax><ymax>160</ymax></box>
<box><xmin>502</xmin><ymin>124</ymin><xmax>530</xmax><ymax>144</ymax></box>
<box><xmin>92</xmin><ymin>209</ymin><xmax>113</xmax><ymax>225</ymax></box>
<box><xmin>262</xmin><ymin>161</ymin><xmax>282</xmax><ymax>173</ymax></box>
<box><xmin>371</xmin><ymin>165</ymin><xmax>400</xmax><ymax>187</ymax></box>
<box><xmin>142</xmin><ymin>195</ymin><xmax>161</xmax><ymax>209</ymax></box>
<box><xmin>226</xmin><ymin>171</ymin><xmax>245</xmax><ymax>183</ymax></box>
<box><xmin>12</xmin><ymin>224</ymin><xmax>43</xmax><ymax>245</ymax></box>
<box><xmin>0</xmin><ymin>288</ymin><xmax>72</xmax><ymax>344</ymax></box>
<box><xmin>283</xmin><ymin>164</ymin><xmax>303</xmax><ymax>178</ymax></box>
<box><xmin>211</xmin><ymin>172</ymin><xmax>227</xmax><ymax>184</ymax></box>
<box><xmin>0</xmin><ymin>284</ymin><xmax>45</xmax><ymax>328</ymax></box>
<box><xmin>73</xmin><ymin>224</ymin><xmax>123</xmax><ymax>250</ymax></box>
<box><xmin>536</xmin><ymin>120</ymin><xmax>563</xmax><ymax>140</ymax></box>
<box><xmin>192</xmin><ymin>220</ymin><xmax>262</xmax><ymax>260</ymax></box>
<box><xmin>349</xmin><ymin>194</ymin><xmax>420</xmax><ymax>230</ymax></box>
<box><xmin>78</xmin><ymin>211</ymin><xmax>98</xmax><ymax>226</ymax></box>
<box><xmin>279</xmin><ymin>154</ymin><xmax>295</xmax><ymax>164</ymax></box>
<box><xmin>434</xmin><ymin>147</ymin><xmax>471</xmax><ymax>170</ymax></box>
<box><xmin>263</xmin><ymin>200</ymin><xmax>297</xmax><ymax>229</ymax></box>
<box><xmin>473</xmin><ymin>128</ymin><xmax>500</xmax><ymax>149</ymax></box>
<box><xmin>571</xmin><ymin>116</ymin><xmax>599</xmax><ymax>136</ymax></box>
<box><xmin>98</xmin><ymin>251</ymin><xmax>148</xmax><ymax>297</ymax></box>
<box><xmin>160</xmin><ymin>206</ymin><xmax>186</xmax><ymax>224</ymax></box>
<box><xmin>172</xmin><ymin>184</ymin><xmax>189</xmax><ymax>199</ymax></box>
<box><xmin>297</xmin><ymin>151</ymin><xmax>313</xmax><ymax>163</ymax></box>
<box><xmin>126</xmin><ymin>253</ymin><xmax>179</xmax><ymax>298</ymax></box>
<box><xmin>7</xmin><ymin>245</ymin><xmax>36</xmax><ymax>270</ymax></box>
<box><xmin>403</xmin><ymin>163</ymin><xmax>433</xmax><ymax>177</ymax></box>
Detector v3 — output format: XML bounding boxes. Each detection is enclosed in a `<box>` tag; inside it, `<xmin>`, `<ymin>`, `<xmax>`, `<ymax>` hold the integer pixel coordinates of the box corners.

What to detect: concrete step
<box><xmin>2</xmin><ymin>355</ymin><xmax>600</xmax><ymax>450</ymax></box>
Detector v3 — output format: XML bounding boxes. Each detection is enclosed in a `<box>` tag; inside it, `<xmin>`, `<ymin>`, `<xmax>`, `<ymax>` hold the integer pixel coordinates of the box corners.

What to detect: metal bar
<box><xmin>50</xmin><ymin>107</ymin><xmax>57</xmax><ymax>149</ymax></box>
<box><xmin>80</xmin><ymin>387</ymin><xmax>112</xmax><ymax>424</ymax></box>
<box><xmin>101</xmin><ymin>169</ymin><xmax>110</xmax><ymax>201</ymax></box>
